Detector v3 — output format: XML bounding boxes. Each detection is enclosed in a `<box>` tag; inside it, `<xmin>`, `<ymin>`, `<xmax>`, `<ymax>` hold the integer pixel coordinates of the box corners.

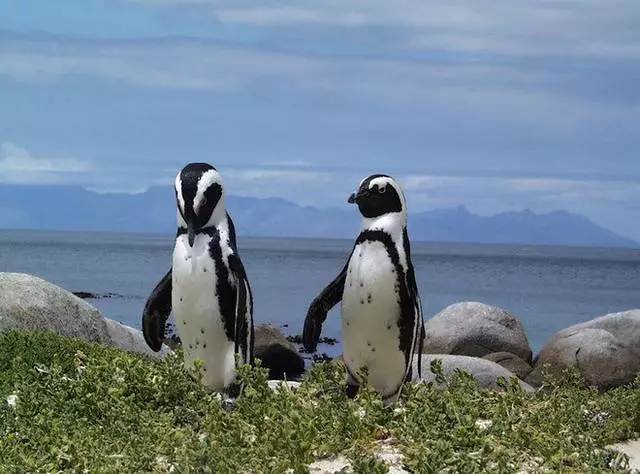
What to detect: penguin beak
<box><xmin>187</xmin><ymin>220</ymin><xmax>196</xmax><ymax>247</ymax></box>
<box><xmin>348</xmin><ymin>190</ymin><xmax>367</xmax><ymax>204</ymax></box>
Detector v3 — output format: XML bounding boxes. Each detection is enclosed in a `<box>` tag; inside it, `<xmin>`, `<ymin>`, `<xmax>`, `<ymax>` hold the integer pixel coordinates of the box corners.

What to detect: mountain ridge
<box><xmin>0</xmin><ymin>184</ymin><xmax>636</xmax><ymax>248</ymax></box>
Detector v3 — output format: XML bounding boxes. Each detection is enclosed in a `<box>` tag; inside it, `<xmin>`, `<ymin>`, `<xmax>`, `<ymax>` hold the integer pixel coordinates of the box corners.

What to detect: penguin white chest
<box><xmin>341</xmin><ymin>239</ymin><xmax>406</xmax><ymax>397</ymax></box>
<box><xmin>172</xmin><ymin>233</ymin><xmax>235</xmax><ymax>391</ymax></box>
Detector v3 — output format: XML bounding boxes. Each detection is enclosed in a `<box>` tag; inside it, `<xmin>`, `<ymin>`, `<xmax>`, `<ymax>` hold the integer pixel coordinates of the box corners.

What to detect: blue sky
<box><xmin>1</xmin><ymin>0</ymin><xmax>639</xmax><ymax>240</ymax></box>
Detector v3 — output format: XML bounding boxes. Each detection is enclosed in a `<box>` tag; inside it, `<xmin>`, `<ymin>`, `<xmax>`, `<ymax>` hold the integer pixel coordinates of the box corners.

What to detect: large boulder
<box><xmin>412</xmin><ymin>354</ymin><xmax>535</xmax><ymax>394</ymax></box>
<box><xmin>483</xmin><ymin>352</ymin><xmax>533</xmax><ymax>380</ymax></box>
<box><xmin>0</xmin><ymin>272</ymin><xmax>170</xmax><ymax>357</ymax></box>
<box><xmin>423</xmin><ymin>302</ymin><xmax>533</xmax><ymax>363</ymax></box>
<box><xmin>254</xmin><ymin>324</ymin><xmax>305</xmax><ymax>380</ymax></box>
<box><xmin>526</xmin><ymin>310</ymin><xmax>640</xmax><ymax>389</ymax></box>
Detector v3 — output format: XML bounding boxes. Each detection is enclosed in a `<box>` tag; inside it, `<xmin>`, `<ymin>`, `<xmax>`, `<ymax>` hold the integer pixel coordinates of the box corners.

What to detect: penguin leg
<box><xmin>381</xmin><ymin>379</ymin><xmax>405</xmax><ymax>406</ymax></box>
<box><xmin>221</xmin><ymin>382</ymin><xmax>243</xmax><ymax>412</ymax></box>
<box><xmin>404</xmin><ymin>365</ymin><xmax>413</xmax><ymax>384</ymax></box>
<box><xmin>345</xmin><ymin>370</ymin><xmax>360</xmax><ymax>400</ymax></box>
<box><xmin>382</xmin><ymin>390</ymin><xmax>402</xmax><ymax>406</ymax></box>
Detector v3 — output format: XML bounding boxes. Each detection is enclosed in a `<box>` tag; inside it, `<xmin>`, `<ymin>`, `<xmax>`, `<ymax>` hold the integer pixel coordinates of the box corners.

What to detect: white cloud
<box><xmin>223</xmin><ymin>168</ymin><xmax>337</xmax><ymax>199</ymax></box>
<box><xmin>264</xmin><ymin>160</ymin><xmax>313</xmax><ymax>168</ymax></box>
<box><xmin>0</xmin><ymin>143</ymin><xmax>92</xmax><ymax>184</ymax></box>
<box><xmin>2</xmin><ymin>35</ymin><xmax>637</xmax><ymax>138</ymax></box>
<box><xmin>132</xmin><ymin>0</ymin><xmax>640</xmax><ymax>60</ymax></box>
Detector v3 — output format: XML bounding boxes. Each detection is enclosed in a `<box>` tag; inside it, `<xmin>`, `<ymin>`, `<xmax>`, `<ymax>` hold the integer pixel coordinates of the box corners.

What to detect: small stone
<box><xmin>387</xmin><ymin>324</ymin><xmax>392</xmax><ymax>330</ymax></box>
<box><xmin>360</xmin><ymin>299</ymin><xmax>364</xmax><ymax>305</ymax></box>
<box><xmin>201</xmin><ymin>328</ymin><xmax>205</xmax><ymax>334</ymax></box>
<box><xmin>203</xmin><ymin>343</ymin><xmax>207</xmax><ymax>348</ymax></box>
<box><xmin>475</xmin><ymin>419</ymin><xmax>493</xmax><ymax>431</ymax></box>
<box><xmin>6</xmin><ymin>394</ymin><xmax>18</xmax><ymax>408</ymax></box>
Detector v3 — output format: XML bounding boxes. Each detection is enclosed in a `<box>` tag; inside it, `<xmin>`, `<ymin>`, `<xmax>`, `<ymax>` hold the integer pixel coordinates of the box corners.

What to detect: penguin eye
<box><xmin>379</xmin><ymin>186</ymin><xmax>386</xmax><ymax>194</ymax></box>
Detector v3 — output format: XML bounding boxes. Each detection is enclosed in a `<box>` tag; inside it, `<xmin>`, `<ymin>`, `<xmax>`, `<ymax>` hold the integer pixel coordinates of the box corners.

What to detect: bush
<box><xmin>0</xmin><ymin>330</ymin><xmax>637</xmax><ymax>472</ymax></box>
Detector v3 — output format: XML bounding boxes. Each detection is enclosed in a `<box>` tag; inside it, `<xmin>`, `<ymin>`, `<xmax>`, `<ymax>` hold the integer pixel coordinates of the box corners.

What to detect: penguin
<box><xmin>303</xmin><ymin>174</ymin><xmax>425</xmax><ymax>405</ymax></box>
<box><xmin>142</xmin><ymin>163</ymin><xmax>253</xmax><ymax>400</ymax></box>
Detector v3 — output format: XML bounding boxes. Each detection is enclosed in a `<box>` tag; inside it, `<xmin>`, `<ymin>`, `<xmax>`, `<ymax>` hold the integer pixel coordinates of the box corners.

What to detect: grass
<box><xmin>0</xmin><ymin>330</ymin><xmax>638</xmax><ymax>473</ymax></box>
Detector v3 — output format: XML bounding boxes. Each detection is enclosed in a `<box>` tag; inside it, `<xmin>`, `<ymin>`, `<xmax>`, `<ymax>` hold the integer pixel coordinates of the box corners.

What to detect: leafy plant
<box><xmin>0</xmin><ymin>331</ymin><xmax>637</xmax><ymax>473</ymax></box>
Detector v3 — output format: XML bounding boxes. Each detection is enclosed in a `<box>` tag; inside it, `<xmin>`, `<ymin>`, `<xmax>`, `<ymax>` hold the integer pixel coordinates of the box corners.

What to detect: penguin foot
<box><xmin>346</xmin><ymin>383</ymin><xmax>360</xmax><ymax>400</ymax></box>
<box><xmin>221</xmin><ymin>397</ymin><xmax>237</xmax><ymax>412</ymax></box>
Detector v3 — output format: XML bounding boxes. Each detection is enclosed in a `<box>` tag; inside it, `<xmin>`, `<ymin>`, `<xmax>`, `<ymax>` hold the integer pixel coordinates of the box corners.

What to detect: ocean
<box><xmin>1</xmin><ymin>229</ymin><xmax>639</xmax><ymax>359</ymax></box>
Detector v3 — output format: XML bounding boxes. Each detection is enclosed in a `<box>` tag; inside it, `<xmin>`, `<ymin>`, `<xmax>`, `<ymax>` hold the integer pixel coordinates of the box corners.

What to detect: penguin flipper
<box><xmin>229</xmin><ymin>253</ymin><xmax>253</xmax><ymax>366</ymax></box>
<box><xmin>142</xmin><ymin>269</ymin><xmax>172</xmax><ymax>352</ymax></box>
<box><xmin>303</xmin><ymin>255</ymin><xmax>350</xmax><ymax>352</ymax></box>
<box><xmin>403</xmin><ymin>228</ymin><xmax>425</xmax><ymax>379</ymax></box>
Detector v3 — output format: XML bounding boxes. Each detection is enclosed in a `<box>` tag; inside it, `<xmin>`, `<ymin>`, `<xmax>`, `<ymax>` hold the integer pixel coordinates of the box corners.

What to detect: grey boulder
<box><xmin>0</xmin><ymin>272</ymin><xmax>170</xmax><ymax>357</ymax></box>
<box><xmin>423</xmin><ymin>302</ymin><xmax>533</xmax><ymax>363</ymax></box>
<box><xmin>526</xmin><ymin>310</ymin><xmax>640</xmax><ymax>389</ymax></box>
<box><xmin>412</xmin><ymin>354</ymin><xmax>535</xmax><ymax>394</ymax></box>
<box><xmin>254</xmin><ymin>324</ymin><xmax>305</xmax><ymax>380</ymax></box>
<box><xmin>483</xmin><ymin>352</ymin><xmax>533</xmax><ymax>380</ymax></box>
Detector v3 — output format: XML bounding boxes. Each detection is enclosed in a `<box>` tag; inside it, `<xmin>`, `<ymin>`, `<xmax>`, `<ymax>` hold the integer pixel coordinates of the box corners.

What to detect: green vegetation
<box><xmin>0</xmin><ymin>330</ymin><xmax>638</xmax><ymax>473</ymax></box>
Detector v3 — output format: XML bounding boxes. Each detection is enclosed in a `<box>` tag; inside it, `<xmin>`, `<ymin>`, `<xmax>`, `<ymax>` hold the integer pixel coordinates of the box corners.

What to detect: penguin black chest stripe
<box><xmin>353</xmin><ymin>229</ymin><xmax>415</xmax><ymax>363</ymax></box>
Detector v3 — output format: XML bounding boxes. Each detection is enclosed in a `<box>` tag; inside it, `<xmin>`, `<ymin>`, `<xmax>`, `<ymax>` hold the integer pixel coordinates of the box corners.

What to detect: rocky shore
<box><xmin>1</xmin><ymin>272</ymin><xmax>638</xmax><ymax>392</ymax></box>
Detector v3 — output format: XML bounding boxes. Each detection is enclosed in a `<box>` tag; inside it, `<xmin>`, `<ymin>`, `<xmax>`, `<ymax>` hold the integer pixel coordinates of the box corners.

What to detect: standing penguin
<box><xmin>142</xmin><ymin>163</ymin><xmax>253</xmax><ymax>399</ymax></box>
<box><xmin>303</xmin><ymin>174</ymin><xmax>424</xmax><ymax>405</ymax></box>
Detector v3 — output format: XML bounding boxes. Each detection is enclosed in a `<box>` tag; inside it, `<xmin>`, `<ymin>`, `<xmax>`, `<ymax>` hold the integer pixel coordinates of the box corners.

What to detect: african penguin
<box><xmin>303</xmin><ymin>174</ymin><xmax>425</xmax><ymax>405</ymax></box>
<box><xmin>142</xmin><ymin>163</ymin><xmax>254</xmax><ymax>400</ymax></box>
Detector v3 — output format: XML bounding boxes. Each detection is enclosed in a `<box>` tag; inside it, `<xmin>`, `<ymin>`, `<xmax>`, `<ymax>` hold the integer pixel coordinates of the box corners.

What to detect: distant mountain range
<box><xmin>0</xmin><ymin>184</ymin><xmax>636</xmax><ymax>248</ymax></box>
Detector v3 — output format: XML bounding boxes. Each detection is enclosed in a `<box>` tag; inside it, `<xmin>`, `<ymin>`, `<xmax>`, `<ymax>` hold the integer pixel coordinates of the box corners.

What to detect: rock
<box><xmin>412</xmin><ymin>354</ymin><xmax>535</xmax><ymax>394</ymax></box>
<box><xmin>606</xmin><ymin>439</ymin><xmax>640</xmax><ymax>473</ymax></box>
<box><xmin>267</xmin><ymin>380</ymin><xmax>301</xmax><ymax>392</ymax></box>
<box><xmin>103</xmin><ymin>318</ymin><xmax>170</xmax><ymax>358</ymax></box>
<box><xmin>307</xmin><ymin>440</ymin><xmax>408</xmax><ymax>473</ymax></box>
<box><xmin>526</xmin><ymin>310</ymin><xmax>640</xmax><ymax>389</ymax></box>
<box><xmin>0</xmin><ymin>272</ymin><xmax>170</xmax><ymax>357</ymax></box>
<box><xmin>72</xmin><ymin>291</ymin><xmax>99</xmax><ymax>299</ymax></box>
<box><xmin>483</xmin><ymin>352</ymin><xmax>533</xmax><ymax>379</ymax></box>
<box><xmin>254</xmin><ymin>324</ymin><xmax>305</xmax><ymax>380</ymax></box>
<box><xmin>72</xmin><ymin>291</ymin><xmax>122</xmax><ymax>300</ymax></box>
<box><xmin>423</xmin><ymin>302</ymin><xmax>533</xmax><ymax>363</ymax></box>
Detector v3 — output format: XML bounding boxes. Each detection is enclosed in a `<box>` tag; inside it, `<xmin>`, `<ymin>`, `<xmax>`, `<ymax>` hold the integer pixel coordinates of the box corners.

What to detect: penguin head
<box><xmin>348</xmin><ymin>174</ymin><xmax>407</xmax><ymax>219</ymax></box>
<box><xmin>174</xmin><ymin>163</ymin><xmax>225</xmax><ymax>246</ymax></box>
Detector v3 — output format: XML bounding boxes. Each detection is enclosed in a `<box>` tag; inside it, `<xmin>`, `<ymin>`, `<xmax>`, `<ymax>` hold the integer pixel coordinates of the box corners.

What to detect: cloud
<box><xmin>0</xmin><ymin>143</ymin><xmax>92</xmax><ymax>184</ymax></box>
<box><xmin>264</xmin><ymin>160</ymin><xmax>314</xmax><ymax>168</ymax></box>
<box><xmin>2</xmin><ymin>34</ymin><xmax>638</xmax><ymax>138</ymax></box>
<box><xmin>130</xmin><ymin>0</ymin><xmax>640</xmax><ymax>60</ymax></box>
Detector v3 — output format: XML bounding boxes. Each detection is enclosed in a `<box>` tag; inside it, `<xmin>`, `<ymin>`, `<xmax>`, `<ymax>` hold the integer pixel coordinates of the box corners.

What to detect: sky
<box><xmin>0</xmin><ymin>0</ymin><xmax>639</xmax><ymax>240</ymax></box>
